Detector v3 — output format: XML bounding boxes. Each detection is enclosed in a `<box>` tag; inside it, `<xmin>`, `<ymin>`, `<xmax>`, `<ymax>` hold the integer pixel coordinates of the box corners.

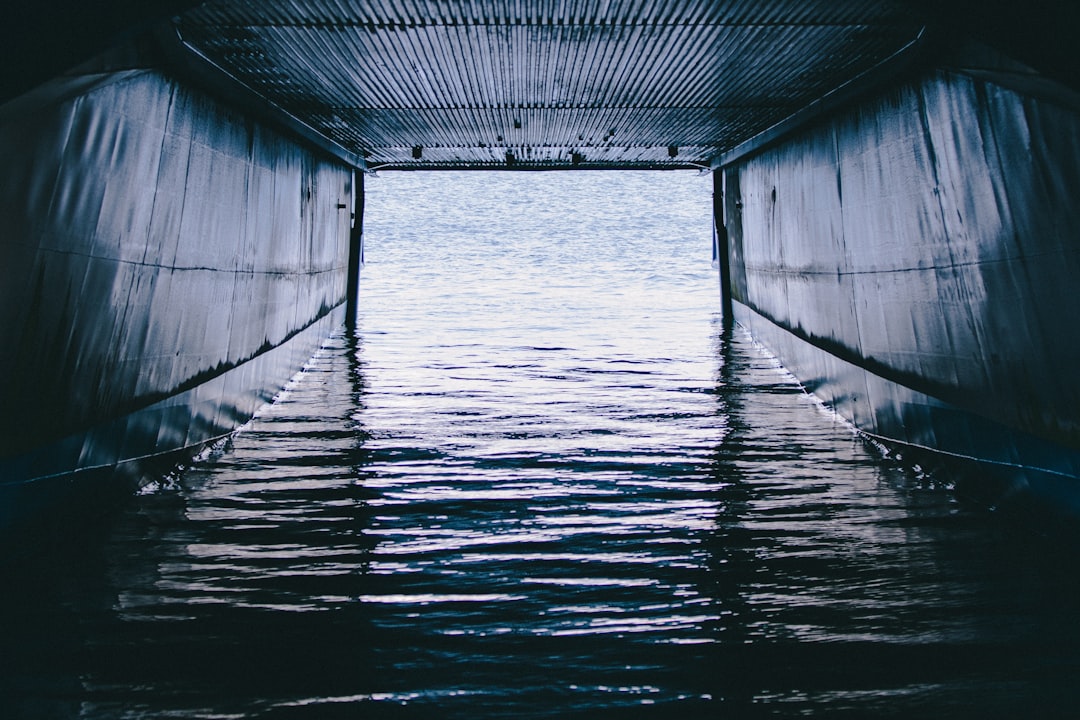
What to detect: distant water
<box><xmin>3</xmin><ymin>171</ymin><xmax>1080</xmax><ymax>719</ymax></box>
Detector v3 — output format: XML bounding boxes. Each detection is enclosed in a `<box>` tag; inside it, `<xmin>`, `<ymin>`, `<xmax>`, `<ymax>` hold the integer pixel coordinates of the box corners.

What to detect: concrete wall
<box><xmin>0</xmin><ymin>68</ymin><xmax>352</xmax><ymax>525</ymax></box>
<box><xmin>724</xmin><ymin>67</ymin><xmax>1080</xmax><ymax>507</ymax></box>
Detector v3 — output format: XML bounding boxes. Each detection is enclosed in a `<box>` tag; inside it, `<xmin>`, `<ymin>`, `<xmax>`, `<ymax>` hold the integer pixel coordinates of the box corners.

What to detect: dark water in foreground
<box><xmin>3</xmin><ymin>172</ymin><xmax>1080</xmax><ymax>718</ymax></box>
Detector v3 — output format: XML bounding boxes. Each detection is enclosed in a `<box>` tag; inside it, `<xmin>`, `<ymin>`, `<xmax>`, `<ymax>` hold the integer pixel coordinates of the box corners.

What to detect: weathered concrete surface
<box><xmin>0</xmin><ymin>68</ymin><xmax>353</xmax><ymax>529</ymax></box>
<box><xmin>723</xmin><ymin>60</ymin><xmax>1080</xmax><ymax>511</ymax></box>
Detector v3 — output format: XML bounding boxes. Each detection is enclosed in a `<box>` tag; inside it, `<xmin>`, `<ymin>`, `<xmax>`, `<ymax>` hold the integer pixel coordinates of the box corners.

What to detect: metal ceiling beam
<box><xmin>6</xmin><ymin>1</ymin><xmax>1074</xmax><ymax>172</ymax></box>
<box><xmin>712</xmin><ymin>24</ymin><xmax>932</xmax><ymax>169</ymax></box>
<box><xmin>155</xmin><ymin>21</ymin><xmax>368</xmax><ymax>171</ymax></box>
<box><xmin>174</xmin><ymin>0</ymin><xmax>927</xmax><ymax>170</ymax></box>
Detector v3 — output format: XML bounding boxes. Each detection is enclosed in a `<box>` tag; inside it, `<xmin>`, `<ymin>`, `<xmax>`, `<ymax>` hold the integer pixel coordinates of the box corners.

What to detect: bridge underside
<box><xmin>167</xmin><ymin>0</ymin><xmax>928</xmax><ymax>170</ymax></box>
<box><xmin>3</xmin><ymin>1</ymin><xmax>1080</xmax><ymax>529</ymax></box>
<box><xmin>4</xmin><ymin>0</ymin><xmax>1075</xmax><ymax>172</ymax></box>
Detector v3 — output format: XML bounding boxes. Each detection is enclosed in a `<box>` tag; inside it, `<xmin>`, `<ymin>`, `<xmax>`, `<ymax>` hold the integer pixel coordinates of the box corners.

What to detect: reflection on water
<box><xmin>2</xmin><ymin>172</ymin><xmax>1080</xmax><ymax>719</ymax></box>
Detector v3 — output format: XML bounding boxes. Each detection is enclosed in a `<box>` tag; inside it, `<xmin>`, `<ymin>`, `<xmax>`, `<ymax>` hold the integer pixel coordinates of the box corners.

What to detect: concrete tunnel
<box><xmin>1</xmin><ymin>0</ymin><xmax>1080</xmax><ymax>532</ymax></box>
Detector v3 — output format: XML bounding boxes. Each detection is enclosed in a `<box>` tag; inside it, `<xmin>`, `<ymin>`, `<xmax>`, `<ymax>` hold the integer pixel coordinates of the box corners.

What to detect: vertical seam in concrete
<box><xmin>915</xmin><ymin>77</ymin><xmax>962</xmax><ymax>370</ymax></box>
<box><xmin>142</xmin><ymin>78</ymin><xmax>177</xmax><ymax>268</ymax></box>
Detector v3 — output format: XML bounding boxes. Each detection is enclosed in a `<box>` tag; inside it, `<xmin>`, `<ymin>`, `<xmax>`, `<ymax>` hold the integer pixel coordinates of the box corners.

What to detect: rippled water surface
<box><xmin>3</xmin><ymin>172</ymin><xmax>1080</xmax><ymax>719</ymax></box>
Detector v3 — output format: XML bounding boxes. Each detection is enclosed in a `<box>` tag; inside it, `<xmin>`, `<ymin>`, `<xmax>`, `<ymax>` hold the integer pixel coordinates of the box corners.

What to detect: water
<box><xmin>3</xmin><ymin>171</ymin><xmax>1080</xmax><ymax>719</ymax></box>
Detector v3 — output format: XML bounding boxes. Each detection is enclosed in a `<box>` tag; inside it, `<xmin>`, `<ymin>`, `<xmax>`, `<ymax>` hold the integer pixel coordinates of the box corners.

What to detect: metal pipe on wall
<box><xmin>345</xmin><ymin>171</ymin><xmax>366</xmax><ymax>327</ymax></box>
<box><xmin>713</xmin><ymin>170</ymin><xmax>733</xmax><ymax>324</ymax></box>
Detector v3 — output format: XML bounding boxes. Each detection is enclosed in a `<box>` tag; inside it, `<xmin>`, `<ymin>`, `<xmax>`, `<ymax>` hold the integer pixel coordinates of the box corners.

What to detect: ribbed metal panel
<box><xmin>177</xmin><ymin>0</ymin><xmax>923</xmax><ymax>169</ymax></box>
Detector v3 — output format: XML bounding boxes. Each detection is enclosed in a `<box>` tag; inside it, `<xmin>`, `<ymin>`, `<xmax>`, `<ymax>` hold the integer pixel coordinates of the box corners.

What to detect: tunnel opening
<box><xmin>4</xmin><ymin>3</ymin><xmax>1080</xmax><ymax>717</ymax></box>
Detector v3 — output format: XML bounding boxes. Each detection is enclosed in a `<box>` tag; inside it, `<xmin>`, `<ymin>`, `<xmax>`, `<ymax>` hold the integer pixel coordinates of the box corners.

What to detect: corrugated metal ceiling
<box><xmin>172</xmin><ymin>0</ymin><xmax>925</xmax><ymax>169</ymax></box>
